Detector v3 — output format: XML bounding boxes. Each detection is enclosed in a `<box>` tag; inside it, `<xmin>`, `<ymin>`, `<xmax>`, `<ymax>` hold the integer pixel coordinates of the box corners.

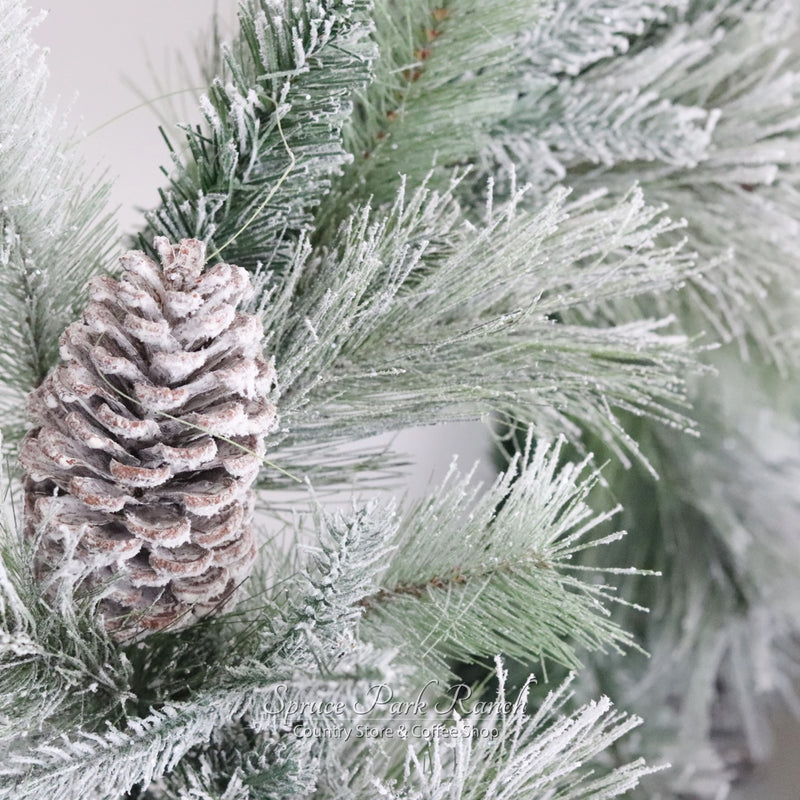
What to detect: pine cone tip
<box><xmin>154</xmin><ymin>236</ymin><xmax>206</xmax><ymax>289</ymax></box>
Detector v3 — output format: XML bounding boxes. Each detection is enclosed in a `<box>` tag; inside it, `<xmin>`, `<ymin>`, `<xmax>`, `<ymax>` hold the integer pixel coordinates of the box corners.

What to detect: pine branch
<box><xmin>520</xmin><ymin>0</ymin><xmax>687</xmax><ymax>78</ymax></box>
<box><xmin>547</xmin><ymin>355</ymin><xmax>800</xmax><ymax>796</ymax></box>
<box><xmin>475</xmin><ymin>2</ymin><xmax>716</xmax><ymax>194</ymax></box>
<box><xmin>0</xmin><ymin>683</ymin><xmax>297</xmax><ymax>800</ymax></box>
<box><xmin>484</xmin><ymin>81</ymin><xmax>715</xmax><ymax>192</ymax></box>
<box><xmin>251</xmin><ymin>501</ymin><xmax>397</xmax><ymax>664</ymax></box>
<box><xmin>0</xmin><ymin>451</ymin><xmax>132</xmax><ymax>750</ymax></box>
<box><xmin>360</xmin><ymin>438</ymin><xmax>645</xmax><ymax>673</ymax></box>
<box><xmin>523</xmin><ymin>8</ymin><xmax>800</xmax><ymax>783</ymax></box>
<box><xmin>559</xmin><ymin>1</ymin><xmax>800</xmax><ymax>366</ymax></box>
<box><xmin>0</xmin><ymin>0</ymin><xmax>116</xmax><ymax>442</ymax></box>
<box><xmin>323</xmin><ymin>662</ymin><xmax>662</xmax><ymax>800</ymax></box>
<box><xmin>128</xmin><ymin>0</ymin><xmax>709</xmax><ymax>488</ymax></box>
<box><xmin>319</xmin><ymin>0</ymin><xmax>549</xmax><ymax>214</ymax></box>
<box><xmin>648</xmin><ymin>1</ymin><xmax>800</xmax><ymax>367</ymax></box>
<box><xmin>265</xmin><ymin>180</ymin><xmax>698</xmax><ymax>479</ymax></box>
<box><xmin>633</xmin><ymin>365</ymin><xmax>800</xmax><ymax>769</ymax></box>
<box><xmin>154</xmin><ymin>729</ymin><xmax>322</xmax><ymax>800</ymax></box>
<box><xmin>137</xmin><ymin>0</ymin><xmax>375</xmax><ymax>274</ymax></box>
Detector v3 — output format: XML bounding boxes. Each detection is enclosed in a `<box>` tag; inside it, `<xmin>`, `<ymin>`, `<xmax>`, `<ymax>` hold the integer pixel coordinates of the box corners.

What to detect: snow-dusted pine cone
<box><xmin>20</xmin><ymin>238</ymin><xmax>277</xmax><ymax>639</ymax></box>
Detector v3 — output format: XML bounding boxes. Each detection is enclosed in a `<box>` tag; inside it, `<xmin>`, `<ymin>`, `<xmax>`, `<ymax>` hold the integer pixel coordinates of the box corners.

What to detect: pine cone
<box><xmin>20</xmin><ymin>238</ymin><xmax>277</xmax><ymax>639</ymax></box>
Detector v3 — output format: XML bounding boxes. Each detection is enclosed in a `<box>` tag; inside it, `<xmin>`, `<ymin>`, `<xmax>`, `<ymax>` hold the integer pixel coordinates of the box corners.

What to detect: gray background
<box><xmin>30</xmin><ymin>3</ymin><xmax>797</xmax><ymax>797</ymax></box>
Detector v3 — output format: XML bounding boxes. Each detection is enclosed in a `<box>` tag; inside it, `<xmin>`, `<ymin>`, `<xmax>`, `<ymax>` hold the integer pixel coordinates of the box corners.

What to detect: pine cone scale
<box><xmin>172</xmin><ymin>567</ymin><xmax>230</xmax><ymax>604</ymax></box>
<box><xmin>108</xmin><ymin>460</ymin><xmax>172</xmax><ymax>488</ymax></box>
<box><xmin>82</xmin><ymin>527</ymin><xmax>141</xmax><ymax>558</ymax></box>
<box><xmin>68</xmin><ymin>476</ymin><xmax>130</xmax><ymax>511</ymax></box>
<box><xmin>124</xmin><ymin>510</ymin><xmax>191</xmax><ymax>547</ymax></box>
<box><xmin>123</xmin><ymin>313</ymin><xmax>173</xmax><ymax>347</ymax></box>
<box><xmin>192</xmin><ymin>504</ymin><xmax>245</xmax><ymax>547</ymax></box>
<box><xmin>66</xmin><ymin>412</ymin><xmax>130</xmax><ymax>457</ymax></box>
<box><xmin>150</xmin><ymin>350</ymin><xmax>206</xmax><ymax>384</ymax></box>
<box><xmin>132</xmin><ymin>382</ymin><xmax>190</xmax><ymax>412</ymax></box>
<box><xmin>95</xmin><ymin>403</ymin><xmax>160</xmax><ymax>440</ymax></box>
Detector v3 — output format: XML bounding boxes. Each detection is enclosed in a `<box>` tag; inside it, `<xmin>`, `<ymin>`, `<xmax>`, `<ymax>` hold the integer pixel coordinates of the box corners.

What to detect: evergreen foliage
<box><xmin>0</xmin><ymin>0</ymin><xmax>798</xmax><ymax>798</ymax></box>
<box><xmin>0</xmin><ymin>2</ymin><xmax>116</xmax><ymax>440</ymax></box>
<box><xmin>362</xmin><ymin>438</ymin><xmax>642</xmax><ymax>674</ymax></box>
<box><xmin>137</xmin><ymin>0</ymin><xmax>376</xmax><ymax>274</ymax></box>
<box><xmin>265</xmin><ymin>181</ymin><xmax>699</xmax><ymax>483</ymax></box>
<box><xmin>508</xmin><ymin>3</ymin><xmax>800</xmax><ymax>795</ymax></box>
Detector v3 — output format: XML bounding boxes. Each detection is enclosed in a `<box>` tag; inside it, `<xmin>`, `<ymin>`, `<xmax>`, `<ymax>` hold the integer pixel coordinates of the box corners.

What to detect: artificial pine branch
<box><xmin>1</xmin><ymin>500</ymin><xmax>394</xmax><ymax>798</ymax></box>
<box><xmin>0</xmin><ymin>505</ymin><xmax>133</xmax><ymax>753</ymax></box>
<box><xmin>317</xmin><ymin>662</ymin><xmax>662</xmax><ymax>800</ymax></box>
<box><xmin>138</xmin><ymin>0</ymin><xmax>375</xmax><ymax>275</ymax></box>
<box><xmin>265</xmin><ymin>179</ymin><xmax>699</xmax><ymax>479</ymax></box>
<box><xmin>135</xmin><ymin>0</ymin><xmax>705</xmax><ymax>482</ymax></box>
<box><xmin>503</xmin><ymin>4</ymin><xmax>800</xmax><ymax>793</ymax></box>
<box><xmin>324</xmin><ymin>0</ymin><xmax>548</xmax><ymax>211</ymax></box>
<box><xmin>547</xmin><ymin>1</ymin><xmax>800</xmax><ymax>362</ymax></box>
<box><xmin>521</xmin><ymin>0</ymin><xmax>687</xmax><ymax>77</ymax></box>
<box><xmin>0</xmin><ymin>1</ymin><xmax>116</xmax><ymax>443</ymax></box>
<box><xmin>360</xmin><ymin>438</ymin><xmax>643</xmax><ymax>674</ymax></box>
<box><xmin>567</xmin><ymin>365</ymin><xmax>800</xmax><ymax>796</ymax></box>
